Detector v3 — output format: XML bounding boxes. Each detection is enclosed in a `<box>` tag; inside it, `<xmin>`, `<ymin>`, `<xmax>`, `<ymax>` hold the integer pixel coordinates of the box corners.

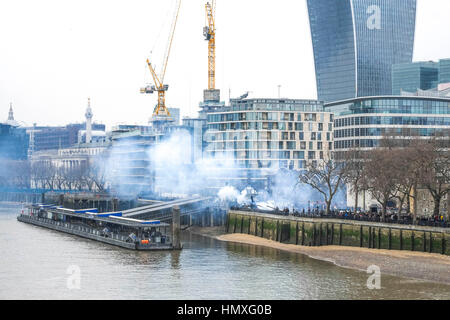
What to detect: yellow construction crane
<box><xmin>204</xmin><ymin>0</ymin><xmax>216</xmax><ymax>90</ymax></box>
<box><xmin>141</xmin><ymin>0</ymin><xmax>182</xmax><ymax>118</ymax></box>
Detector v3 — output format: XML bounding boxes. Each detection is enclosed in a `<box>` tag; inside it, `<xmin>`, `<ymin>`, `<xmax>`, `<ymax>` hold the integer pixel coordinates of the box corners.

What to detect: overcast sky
<box><xmin>1</xmin><ymin>0</ymin><xmax>450</xmax><ymax>129</ymax></box>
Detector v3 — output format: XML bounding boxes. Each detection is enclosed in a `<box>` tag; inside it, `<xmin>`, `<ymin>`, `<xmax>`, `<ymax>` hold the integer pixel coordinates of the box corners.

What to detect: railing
<box><xmin>19</xmin><ymin>214</ymin><xmax>172</xmax><ymax>245</ymax></box>
<box><xmin>231</xmin><ymin>206</ymin><xmax>450</xmax><ymax>228</ymax></box>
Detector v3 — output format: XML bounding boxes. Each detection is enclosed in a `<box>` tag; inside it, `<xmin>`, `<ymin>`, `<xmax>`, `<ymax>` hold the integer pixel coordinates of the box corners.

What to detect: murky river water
<box><xmin>0</xmin><ymin>204</ymin><xmax>449</xmax><ymax>300</ymax></box>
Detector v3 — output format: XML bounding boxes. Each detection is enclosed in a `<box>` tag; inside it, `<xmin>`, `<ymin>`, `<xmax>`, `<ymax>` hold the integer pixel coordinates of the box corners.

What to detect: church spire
<box><xmin>85</xmin><ymin>98</ymin><xmax>93</xmax><ymax>143</ymax></box>
<box><xmin>8</xmin><ymin>102</ymin><xmax>14</xmax><ymax>121</ymax></box>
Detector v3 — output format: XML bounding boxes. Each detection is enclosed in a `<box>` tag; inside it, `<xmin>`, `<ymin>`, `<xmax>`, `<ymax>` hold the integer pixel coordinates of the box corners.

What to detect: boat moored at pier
<box><xmin>17</xmin><ymin>204</ymin><xmax>180</xmax><ymax>251</ymax></box>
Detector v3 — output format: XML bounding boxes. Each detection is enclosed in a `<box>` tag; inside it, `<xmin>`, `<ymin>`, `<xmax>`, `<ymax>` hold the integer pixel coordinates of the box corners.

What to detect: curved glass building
<box><xmin>324</xmin><ymin>96</ymin><xmax>450</xmax><ymax>152</ymax></box>
<box><xmin>307</xmin><ymin>0</ymin><xmax>417</xmax><ymax>102</ymax></box>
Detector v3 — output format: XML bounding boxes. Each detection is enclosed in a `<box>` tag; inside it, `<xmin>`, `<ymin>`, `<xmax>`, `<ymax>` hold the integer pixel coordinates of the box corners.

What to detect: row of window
<box><xmin>327</xmin><ymin>100</ymin><xmax>450</xmax><ymax>116</ymax></box>
<box><xmin>334</xmin><ymin>127</ymin><xmax>447</xmax><ymax>138</ymax></box>
<box><xmin>334</xmin><ymin>116</ymin><xmax>450</xmax><ymax>127</ymax></box>
<box><xmin>280</xmin><ymin>131</ymin><xmax>332</xmax><ymax>141</ymax></box>
<box><xmin>229</xmin><ymin>101</ymin><xmax>324</xmax><ymax>113</ymax></box>
<box><xmin>206</xmin><ymin>141</ymin><xmax>333</xmax><ymax>151</ymax></box>
<box><xmin>207</xmin><ymin>150</ymin><xmax>324</xmax><ymax>161</ymax></box>
<box><xmin>208</xmin><ymin>122</ymin><xmax>333</xmax><ymax>132</ymax></box>
<box><xmin>208</xmin><ymin>131</ymin><xmax>332</xmax><ymax>142</ymax></box>
<box><xmin>334</xmin><ymin>139</ymin><xmax>379</xmax><ymax>149</ymax></box>
<box><xmin>208</xmin><ymin>112</ymin><xmax>331</xmax><ymax>123</ymax></box>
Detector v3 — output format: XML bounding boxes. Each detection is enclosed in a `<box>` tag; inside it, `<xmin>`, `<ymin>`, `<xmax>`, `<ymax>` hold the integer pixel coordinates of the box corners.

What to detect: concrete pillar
<box><xmin>172</xmin><ymin>206</ymin><xmax>181</xmax><ymax>249</ymax></box>
<box><xmin>210</xmin><ymin>210</ymin><xmax>214</xmax><ymax>227</ymax></box>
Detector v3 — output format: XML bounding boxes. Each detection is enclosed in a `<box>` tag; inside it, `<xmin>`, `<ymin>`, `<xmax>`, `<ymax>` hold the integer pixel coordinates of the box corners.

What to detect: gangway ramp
<box><xmin>122</xmin><ymin>197</ymin><xmax>211</xmax><ymax>219</ymax></box>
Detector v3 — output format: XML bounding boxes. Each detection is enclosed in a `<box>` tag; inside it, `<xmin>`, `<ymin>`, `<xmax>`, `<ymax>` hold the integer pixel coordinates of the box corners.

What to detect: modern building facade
<box><xmin>392</xmin><ymin>58</ymin><xmax>450</xmax><ymax>95</ymax></box>
<box><xmin>0</xmin><ymin>123</ymin><xmax>29</xmax><ymax>160</ymax></box>
<box><xmin>392</xmin><ymin>61</ymin><xmax>439</xmax><ymax>95</ymax></box>
<box><xmin>1</xmin><ymin>104</ymin><xmax>29</xmax><ymax>160</ymax></box>
<box><xmin>325</xmin><ymin>96</ymin><xmax>450</xmax><ymax>212</ymax></box>
<box><xmin>307</xmin><ymin>0</ymin><xmax>417</xmax><ymax>102</ymax></box>
<box><xmin>325</xmin><ymin>96</ymin><xmax>450</xmax><ymax>154</ymax></box>
<box><xmin>439</xmin><ymin>59</ymin><xmax>450</xmax><ymax>85</ymax></box>
<box><xmin>27</xmin><ymin>123</ymin><xmax>106</xmax><ymax>154</ymax></box>
<box><xmin>205</xmin><ymin>98</ymin><xmax>333</xmax><ymax>188</ymax></box>
<box><xmin>168</xmin><ymin>108</ymin><xmax>181</xmax><ymax>126</ymax></box>
<box><xmin>181</xmin><ymin>117</ymin><xmax>207</xmax><ymax>164</ymax></box>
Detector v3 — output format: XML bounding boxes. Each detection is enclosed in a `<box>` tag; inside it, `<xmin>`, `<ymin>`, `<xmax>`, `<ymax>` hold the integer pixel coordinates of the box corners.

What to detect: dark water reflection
<box><xmin>0</xmin><ymin>205</ymin><xmax>449</xmax><ymax>300</ymax></box>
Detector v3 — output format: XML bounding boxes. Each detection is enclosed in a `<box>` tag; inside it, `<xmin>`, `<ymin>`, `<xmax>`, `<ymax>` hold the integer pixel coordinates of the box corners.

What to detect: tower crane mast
<box><xmin>204</xmin><ymin>0</ymin><xmax>216</xmax><ymax>90</ymax></box>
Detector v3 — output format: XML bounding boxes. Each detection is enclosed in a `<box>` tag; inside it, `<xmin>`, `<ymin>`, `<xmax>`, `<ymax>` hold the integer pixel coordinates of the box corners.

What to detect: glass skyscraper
<box><xmin>392</xmin><ymin>61</ymin><xmax>439</xmax><ymax>95</ymax></box>
<box><xmin>307</xmin><ymin>0</ymin><xmax>417</xmax><ymax>102</ymax></box>
<box><xmin>439</xmin><ymin>59</ymin><xmax>450</xmax><ymax>85</ymax></box>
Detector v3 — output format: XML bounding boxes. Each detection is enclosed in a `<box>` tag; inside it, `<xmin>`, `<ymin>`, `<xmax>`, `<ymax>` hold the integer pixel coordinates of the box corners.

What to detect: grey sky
<box><xmin>1</xmin><ymin>0</ymin><xmax>449</xmax><ymax>129</ymax></box>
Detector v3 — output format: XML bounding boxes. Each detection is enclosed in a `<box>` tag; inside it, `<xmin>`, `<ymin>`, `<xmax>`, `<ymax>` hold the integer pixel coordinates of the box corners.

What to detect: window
<box><xmin>317</xmin><ymin>142</ymin><xmax>323</xmax><ymax>150</ymax></box>
<box><xmin>287</xmin><ymin>141</ymin><xmax>296</xmax><ymax>150</ymax></box>
<box><xmin>318</xmin><ymin>123</ymin><xmax>323</xmax><ymax>131</ymax></box>
<box><xmin>299</xmin><ymin>132</ymin><xmax>304</xmax><ymax>140</ymax></box>
<box><xmin>300</xmin><ymin>141</ymin><xmax>306</xmax><ymax>149</ymax></box>
<box><xmin>311</xmin><ymin>132</ymin><xmax>316</xmax><ymax>140</ymax></box>
<box><xmin>293</xmin><ymin>151</ymin><xmax>305</xmax><ymax>159</ymax></box>
<box><xmin>308</xmin><ymin>151</ymin><xmax>315</xmax><ymax>159</ymax></box>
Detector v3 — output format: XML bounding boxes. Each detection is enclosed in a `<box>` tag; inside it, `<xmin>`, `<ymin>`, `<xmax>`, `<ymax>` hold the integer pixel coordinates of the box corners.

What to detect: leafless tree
<box><xmin>340</xmin><ymin>149</ymin><xmax>367</xmax><ymax>213</ymax></box>
<box><xmin>298</xmin><ymin>160</ymin><xmax>346</xmax><ymax>215</ymax></box>
<box><xmin>86</xmin><ymin>155</ymin><xmax>108</xmax><ymax>192</ymax></box>
<box><xmin>363</xmin><ymin>147</ymin><xmax>401</xmax><ymax>222</ymax></box>
<box><xmin>418</xmin><ymin>130</ymin><xmax>450</xmax><ymax>218</ymax></box>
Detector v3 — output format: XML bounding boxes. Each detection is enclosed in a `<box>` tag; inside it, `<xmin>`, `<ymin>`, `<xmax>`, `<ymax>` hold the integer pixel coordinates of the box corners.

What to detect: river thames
<box><xmin>0</xmin><ymin>204</ymin><xmax>449</xmax><ymax>300</ymax></box>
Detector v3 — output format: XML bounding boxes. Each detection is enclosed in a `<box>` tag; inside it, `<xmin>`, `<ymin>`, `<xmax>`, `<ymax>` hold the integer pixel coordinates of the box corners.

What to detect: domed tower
<box><xmin>85</xmin><ymin>98</ymin><xmax>93</xmax><ymax>143</ymax></box>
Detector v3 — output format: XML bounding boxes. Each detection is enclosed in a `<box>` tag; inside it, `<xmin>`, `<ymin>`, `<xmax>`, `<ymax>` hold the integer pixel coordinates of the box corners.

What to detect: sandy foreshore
<box><xmin>188</xmin><ymin>226</ymin><xmax>450</xmax><ymax>285</ymax></box>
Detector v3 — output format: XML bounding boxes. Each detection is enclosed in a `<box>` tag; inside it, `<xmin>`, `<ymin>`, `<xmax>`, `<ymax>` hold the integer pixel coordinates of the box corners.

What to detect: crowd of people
<box><xmin>232</xmin><ymin>204</ymin><xmax>449</xmax><ymax>228</ymax></box>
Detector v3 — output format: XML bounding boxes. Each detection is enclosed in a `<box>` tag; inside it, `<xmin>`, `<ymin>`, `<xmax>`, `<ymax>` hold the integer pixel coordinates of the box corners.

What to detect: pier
<box><xmin>17</xmin><ymin>204</ymin><xmax>178</xmax><ymax>251</ymax></box>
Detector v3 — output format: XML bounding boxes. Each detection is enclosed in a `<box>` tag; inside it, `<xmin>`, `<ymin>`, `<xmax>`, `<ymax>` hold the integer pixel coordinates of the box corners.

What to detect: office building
<box><xmin>307</xmin><ymin>0</ymin><xmax>417</xmax><ymax>102</ymax></box>
<box><xmin>0</xmin><ymin>123</ymin><xmax>29</xmax><ymax>160</ymax></box>
<box><xmin>205</xmin><ymin>98</ymin><xmax>333</xmax><ymax>188</ymax></box>
<box><xmin>325</xmin><ymin>96</ymin><xmax>450</xmax><ymax>211</ymax></box>
<box><xmin>326</xmin><ymin>96</ymin><xmax>450</xmax><ymax>153</ymax></box>
<box><xmin>27</xmin><ymin>123</ymin><xmax>106</xmax><ymax>154</ymax></box>
<box><xmin>439</xmin><ymin>59</ymin><xmax>450</xmax><ymax>85</ymax></box>
<box><xmin>392</xmin><ymin>58</ymin><xmax>450</xmax><ymax>95</ymax></box>
<box><xmin>1</xmin><ymin>104</ymin><xmax>29</xmax><ymax>160</ymax></box>
<box><xmin>392</xmin><ymin>61</ymin><xmax>439</xmax><ymax>95</ymax></box>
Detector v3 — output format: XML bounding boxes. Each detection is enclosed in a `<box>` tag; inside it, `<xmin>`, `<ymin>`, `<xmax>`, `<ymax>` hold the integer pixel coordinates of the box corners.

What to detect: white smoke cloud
<box><xmin>100</xmin><ymin>128</ymin><xmax>346</xmax><ymax>210</ymax></box>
